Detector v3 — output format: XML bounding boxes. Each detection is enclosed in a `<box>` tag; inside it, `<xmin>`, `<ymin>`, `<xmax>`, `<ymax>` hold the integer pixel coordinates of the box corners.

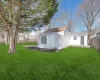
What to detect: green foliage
<box><xmin>42</xmin><ymin>0</ymin><xmax>58</xmax><ymax>24</ymax></box>
<box><xmin>21</xmin><ymin>0</ymin><xmax>58</xmax><ymax>26</ymax></box>
<box><xmin>0</xmin><ymin>43</ymin><xmax>100</xmax><ymax>80</ymax></box>
<box><xmin>0</xmin><ymin>0</ymin><xmax>58</xmax><ymax>28</ymax></box>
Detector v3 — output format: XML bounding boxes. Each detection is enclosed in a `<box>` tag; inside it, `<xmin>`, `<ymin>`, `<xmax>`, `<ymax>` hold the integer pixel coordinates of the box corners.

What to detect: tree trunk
<box><xmin>8</xmin><ymin>31</ymin><xmax>16</xmax><ymax>53</ymax></box>
<box><xmin>5</xmin><ymin>30</ymin><xmax>9</xmax><ymax>45</ymax></box>
<box><xmin>88</xmin><ymin>31</ymin><xmax>92</xmax><ymax>45</ymax></box>
<box><xmin>27</xmin><ymin>32</ymin><xmax>30</xmax><ymax>40</ymax></box>
<box><xmin>15</xmin><ymin>29</ymin><xmax>18</xmax><ymax>43</ymax></box>
<box><xmin>8</xmin><ymin>25</ymin><xmax>17</xmax><ymax>53</ymax></box>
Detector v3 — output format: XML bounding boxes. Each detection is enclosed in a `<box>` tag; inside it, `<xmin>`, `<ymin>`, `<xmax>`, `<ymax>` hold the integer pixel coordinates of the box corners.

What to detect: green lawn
<box><xmin>0</xmin><ymin>43</ymin><xmax>100</xmax><ymax>80</ymax></box>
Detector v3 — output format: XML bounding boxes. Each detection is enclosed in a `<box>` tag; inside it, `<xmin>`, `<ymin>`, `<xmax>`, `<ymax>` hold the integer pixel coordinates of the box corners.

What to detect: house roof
<box><xmin>44</xmin><ymin>26</ymin><xmax>67</xmax><ymax>33</ymax></box>
<box><xmin>70</xmin><ymin>31</ymin><xmax>87</xmax><ymax>36</ymax></box>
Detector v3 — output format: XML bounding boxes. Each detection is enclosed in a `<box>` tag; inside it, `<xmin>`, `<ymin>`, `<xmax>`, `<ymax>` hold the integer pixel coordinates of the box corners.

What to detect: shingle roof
<box><xmin>70</xmin><ymin>31</ymin><xmax>87</xmax><ymax>36</ymax></box>
<box><xmin>44</xmin><ymin>27</ymin><xmax>66</xmax><ymax>33</ymax></box>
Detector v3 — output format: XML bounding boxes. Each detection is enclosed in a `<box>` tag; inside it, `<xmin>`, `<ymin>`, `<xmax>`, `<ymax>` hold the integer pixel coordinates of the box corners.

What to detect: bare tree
<box><xmin>66</xmin><ymin>18</ymin><xmax>74</xmax><ymax>32</ymax></box>
<box><xmin>78</xmin><ymin>0</ymin><xmax>100</xmax><ymax>44</ymax></box>
<box><xmin>63</xmin><ymin>12</ymin><xmax>75</xmax><ymax>32</ymax></box>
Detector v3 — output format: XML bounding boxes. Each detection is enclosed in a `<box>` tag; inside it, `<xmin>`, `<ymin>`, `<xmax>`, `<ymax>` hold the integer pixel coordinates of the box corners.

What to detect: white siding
<box><xmin>38</xmin><ymin>32</ymin><xmax>60</xmax><ymax>49</ymax></box>
<box><xmin>70</xmin><ymin>36</ymin><xmax>80</xmax><ymax>45</ymax></box>
<box><xmin>84</xmin><ymin>35</ymin><xmax>88</xmax><ymax>45</ymax></box>
<box><xmin>38</xmin><ymin>32</ymin><xmax>88</xmax><ymax>49</ymax></box>
<box><xmin>70</xmin><ymin>35</ymin><xmax>88</xmax><ymax>46</ymax></box>
<box><xmin>58</xmin><ymin>35</ymin><xmax>70</xmax><ymax>49</ymax></box>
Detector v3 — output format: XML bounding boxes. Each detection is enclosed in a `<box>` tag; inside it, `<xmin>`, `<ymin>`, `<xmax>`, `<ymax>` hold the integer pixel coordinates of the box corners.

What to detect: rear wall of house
<box><xmin>58</xmin><ymin>34</ymin><xmax>70</xmax><ymax>49</ymax></box>
<box><xmin>38</xmin><ymin>32</ymin><xmax>60</xmax><ymax>49</ymax></box>
<box><xmin>70</xmin><ymin>35</ymin><xmax>87</xmax><ymax>46</ymax></box>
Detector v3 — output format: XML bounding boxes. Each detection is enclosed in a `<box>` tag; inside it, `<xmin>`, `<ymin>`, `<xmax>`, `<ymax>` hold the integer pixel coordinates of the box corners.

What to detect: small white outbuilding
<box><xmin>38</xmin><ymin>27</ymin><xmax>88</xmax><ymax>49</ymax></box>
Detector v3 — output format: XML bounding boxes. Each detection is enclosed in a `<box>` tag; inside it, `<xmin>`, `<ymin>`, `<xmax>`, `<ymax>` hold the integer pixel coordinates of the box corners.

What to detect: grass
<box><xmin>0</xmin><ymin>43</ymin><xmax>100</xmax><ymax>80</ymax></box>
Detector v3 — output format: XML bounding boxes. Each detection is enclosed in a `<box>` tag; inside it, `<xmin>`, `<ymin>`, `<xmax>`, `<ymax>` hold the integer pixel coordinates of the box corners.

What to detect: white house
<box><xmin>70</xmin><ymin>32</ymin><xmax>88</xmax><ymax>46</ymax></box>
<box><xmin>38</xmin><ymin>27</ymin><xmax>88</xmax><ymax>49</ymax></box>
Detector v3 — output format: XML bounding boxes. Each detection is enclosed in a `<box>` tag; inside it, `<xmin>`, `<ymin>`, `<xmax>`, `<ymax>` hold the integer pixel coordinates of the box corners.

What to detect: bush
<box><xmin>92</xmin><ymin>37</ymin><xmax>100</xmax><ymax>52</ymax></box>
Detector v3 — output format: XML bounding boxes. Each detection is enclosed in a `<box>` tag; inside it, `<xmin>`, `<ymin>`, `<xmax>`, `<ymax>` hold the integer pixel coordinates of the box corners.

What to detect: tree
<box><xmin>77</xmin><ymin>0</ymin><xmax>100</xmax><ymax>44</ymax></box>
<box><xmin>61</xmin><ymin>12</ymin><xmax>75</xmax><ymax>33</ymax></box>
<box><xmin>66</xmin><ymin>13</ymin><xmax>74</xmax><ymax>32</ymax></box>
<box><xmin>0</xmin><ymin>20</ymin><xmax>8</xmax><ymax>45</ymax></box>
<box><xmin>0</xmin><ymin>0</ymin><xmax>58</xmax><ymax>53</ymax></box>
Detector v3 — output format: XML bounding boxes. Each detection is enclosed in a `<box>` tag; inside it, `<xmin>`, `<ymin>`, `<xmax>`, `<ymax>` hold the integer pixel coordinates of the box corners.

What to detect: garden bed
<box><xmin>28</xmin><ymin>46</ymin><xmax>59</xmax><ymax>52</ymax></box>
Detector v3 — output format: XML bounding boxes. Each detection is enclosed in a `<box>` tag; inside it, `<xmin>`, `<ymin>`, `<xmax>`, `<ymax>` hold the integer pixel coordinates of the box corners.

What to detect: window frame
<box><xmin>73</xmin><ymin>36</ymin><xmax>77</xmax><ymax>40</ymax></box>
<box><xmin>41</xmin><ymin>36</ymin><xmax>47</xmax><ymax>44</ymax></box>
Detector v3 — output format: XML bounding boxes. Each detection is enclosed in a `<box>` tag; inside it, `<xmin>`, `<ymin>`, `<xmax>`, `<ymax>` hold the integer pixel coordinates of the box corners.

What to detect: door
<box><xmin>81</xmin><ymin>36</ymin><xmax>84</xmax><ymax>45</ymax></box>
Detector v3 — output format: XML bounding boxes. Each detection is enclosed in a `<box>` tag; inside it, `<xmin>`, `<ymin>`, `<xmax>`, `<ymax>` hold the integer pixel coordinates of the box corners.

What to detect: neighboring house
<box><xmin>0</xmin><ymin>32</ymin><xmax>36</xmax><ymax>43</ymax></box>
<box><xmin>18</xmin><ymin>32</ymin><xmax>36</xmax><ymax>42</ymax></box>
<box><xmin>96</xmin><ymin>32</ymin><xmax>100</xmax><ymax>37</ymax></box>
<box><xmin>38</xmin><ymin>27</ymin><xmax>88</xmax><ymax>49</ymax></box>
<box><xmin>91</xmin><ymin>27</ymin><xmax>100</xmax><ymax>38</ymax></box>
<box><xmin>0</xmin><ymin>34</ymin><xmax>5</xmax><ymax>43</ymax></box>
<box><xmin>0</xmin><ymin>31</ymin><xmax>5</xmax><ymax>43</ymax></box>
<box><xmin>91</xmin><ymin>32</ymin><xmax>100</xmax><ymax>51</ymax></box>
<box><xmin>90</xmin><ymin>27</ymin><xmax>100</xmax><ymax>49</ymax></box>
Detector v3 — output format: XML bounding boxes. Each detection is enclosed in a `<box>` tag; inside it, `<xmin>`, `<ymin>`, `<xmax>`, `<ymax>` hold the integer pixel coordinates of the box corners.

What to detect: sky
<box><xmin>32</xmin><ymin>0</ymin><xmax>84</xmax><ymax>34</ymax></box>
<box><xmin>51</xmin><ymin>0</ymin><xmax>83</xmax><ymax>28</ymax></box>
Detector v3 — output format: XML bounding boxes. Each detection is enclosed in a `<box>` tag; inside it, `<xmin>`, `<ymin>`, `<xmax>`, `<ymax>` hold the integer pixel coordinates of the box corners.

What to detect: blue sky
<box><xmin>51</xmin><ymin>0</ymin><xmax>83</xmax><ymax>27</ymax></box>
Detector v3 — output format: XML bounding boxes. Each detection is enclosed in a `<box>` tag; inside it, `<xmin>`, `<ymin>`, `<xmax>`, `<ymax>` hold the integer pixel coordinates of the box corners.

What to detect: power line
<box><xmin>63</xmin><ymin>0</ymin><xmax>75</xmax><ymax>20</ymax></box>
<box><xmin>63</xmin><ymin>0</ymin><xmax>67</xmax><ymax>19</ymax></box>
<box><xmin>70</xmin><ymin>0</ymin><xmax>74</xmax><ymax>21</ymax></box>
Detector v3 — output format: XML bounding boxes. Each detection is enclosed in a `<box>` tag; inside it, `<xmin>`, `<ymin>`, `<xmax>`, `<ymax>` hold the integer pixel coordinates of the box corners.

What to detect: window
<box><xmin>41</xmin><ymin>36</ymin><xmax>47</xmax><ymax>44</ymax></box>
<box><xmin>24</xmin><ymin>37</ymin><xmax>25</xmax><ymax>40</ymax></box>
<box><xmin>73</xmin><ymin>36</ymin><xmax>77</xmax><ymax>40</ymax></box>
